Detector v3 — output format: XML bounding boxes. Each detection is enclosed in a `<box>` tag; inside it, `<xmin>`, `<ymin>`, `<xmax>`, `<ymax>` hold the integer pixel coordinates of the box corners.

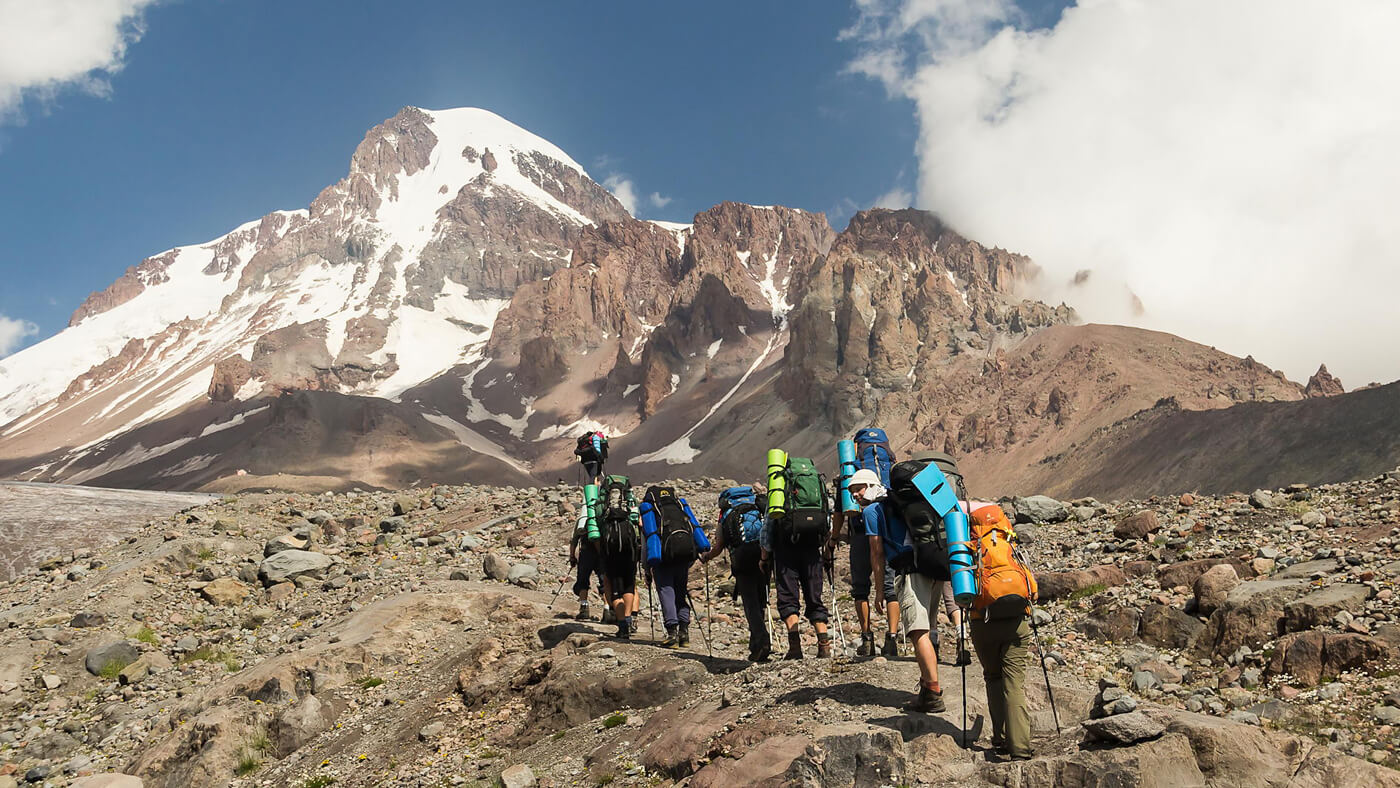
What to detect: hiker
<box><xmin>760</xmin><ymin>455</ymin><xmax>832</xmax><ymax>659</ymax></box>
<box><xmin>641</xmin><ymin>486</ymin><xmax>710</xmax><ymax>648</ymax></box>
<box><xmin>966</xmin><ymin>503</ymin><xmax>1038</xmax><ymax>761</ymax></box>
<box><xmin>569</xmin><ymin>507</ymin><xmax>609</xmax><ymax>621</ymax></box>
<box><xmin>591</xmin><ymin>474</ymin><xmax>641</xmax><ymax>638</ymax></box>
<box><xmin>701</xmin><ymin>486</ymin><xmax>771</xmax><ymax>661</ymax></box>
<box><xmin>852</xmin><ymin>468</ymin><xmax>947</xmax><ymax>712</ymax></box>
<box><xmin>828</xmin><ymin>508</ymin><xmax>900</xmax><ymax>657</ymax></box>
<box><xmin>574</xmin><ymin>430</ymin><xmax>609</xmax><ymax>485</ymax></box>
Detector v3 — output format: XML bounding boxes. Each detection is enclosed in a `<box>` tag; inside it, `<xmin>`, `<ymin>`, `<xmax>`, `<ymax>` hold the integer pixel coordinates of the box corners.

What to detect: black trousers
<box><xmin>775</xmin><ymin>540</ymin><xmax>828</xmax><ymax>623</ymax></box>
<box><xmin>734</xmin><ymin>570</ymin><xmax>771</xmax><ymax>655</ymax></box>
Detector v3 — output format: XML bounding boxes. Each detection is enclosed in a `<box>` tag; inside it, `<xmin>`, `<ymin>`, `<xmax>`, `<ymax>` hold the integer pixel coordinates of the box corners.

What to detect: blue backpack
<box><xmin>854</xmin><ymin>428</ymin><xmax>896</xmax><ymax>487</ymax></box>
<box><xmin>719</xmin><ymin>487</ymin><xmax>763</xmax><ymax>546</ymax></box>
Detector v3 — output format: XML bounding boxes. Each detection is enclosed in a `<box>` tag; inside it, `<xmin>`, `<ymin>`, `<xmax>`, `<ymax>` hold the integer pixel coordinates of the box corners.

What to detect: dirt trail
<box><xmin>0</xmin><ymin>481</ymin><xmax>216</xmax><ymax>580</ymax></box>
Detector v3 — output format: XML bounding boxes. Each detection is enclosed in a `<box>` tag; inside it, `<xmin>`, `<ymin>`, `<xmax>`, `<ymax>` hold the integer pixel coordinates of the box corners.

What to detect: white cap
<box><xmin>849</xmin><ymin>469</ymin><xmax>881</xmax><ymax>487</ymax></box>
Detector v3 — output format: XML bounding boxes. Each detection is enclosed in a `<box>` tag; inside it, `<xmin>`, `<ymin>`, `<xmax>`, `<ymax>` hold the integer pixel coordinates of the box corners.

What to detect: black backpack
<box><xmin>599</xmin><ymin>475</ymin><xmax>639</xmax><ymax>562</ymax></box>
<box><xmin>888</xmin><ymin>458</ymin><xmax>952</xmax><ymax>580</ymax></box>
<box><xmin>576</xmin><ymin>434</ymin><xmax>600</xmax><ymax>461</ymax></box>
<box><xmin>647</xmin><ymin>486</ymin><xmax>697</xmax><ymax>564</ymax></box>
<box><xmin>719</xmin><ymin>487</ymin><xmax>763</xmax><ymax>574</ymax></box>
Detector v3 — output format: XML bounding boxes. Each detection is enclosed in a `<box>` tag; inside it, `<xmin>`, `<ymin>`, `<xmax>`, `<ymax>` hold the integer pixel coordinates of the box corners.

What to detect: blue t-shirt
<box><xmin>862</xmin><ymin>500</ymin><xmax>913</xmax><ymax>565</ymax></box>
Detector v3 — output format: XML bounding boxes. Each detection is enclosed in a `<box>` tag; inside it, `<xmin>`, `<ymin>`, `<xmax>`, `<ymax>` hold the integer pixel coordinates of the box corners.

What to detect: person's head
<box><xmin>849</xmin><ymin>469</ymin><xmax>883</xmax><ymax>505</ymax></box>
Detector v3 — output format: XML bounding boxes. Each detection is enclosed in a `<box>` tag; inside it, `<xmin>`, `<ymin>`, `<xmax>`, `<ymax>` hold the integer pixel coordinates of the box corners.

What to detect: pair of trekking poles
<box><xmin>946</xmin><ymin>605</ymin><xmax>1062</xmax><ymax>749</ymax></box>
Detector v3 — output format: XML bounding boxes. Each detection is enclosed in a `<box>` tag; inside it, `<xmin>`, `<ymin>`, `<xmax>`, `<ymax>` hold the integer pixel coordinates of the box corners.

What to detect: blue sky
<box><xmin>0</xmin><ymin>1</ymin><xmax>1067</xmax><ymax>355</ymax></box>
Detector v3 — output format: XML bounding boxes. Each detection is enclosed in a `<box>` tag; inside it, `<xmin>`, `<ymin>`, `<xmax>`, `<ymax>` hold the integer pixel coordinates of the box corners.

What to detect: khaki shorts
<box><xmin>896</xmin><ymin>573</ymin><xmax>943</xmax><ymax>645</ymax></box>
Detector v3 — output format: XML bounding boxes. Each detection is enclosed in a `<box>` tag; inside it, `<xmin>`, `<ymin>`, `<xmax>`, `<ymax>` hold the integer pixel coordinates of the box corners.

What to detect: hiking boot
<box><xmin>749</xmin><ymin>643</ymin><xmax>772</xmax><ymax>663</ymax></box>
<box><xmin>678</xmin><ymin>625</ymin><xmax>690</xmax><ymax>647</ymax></box>
<box><xmin>956</xmin><ymin>647</ymin><xmax>973</xmax><ymax>666</ymax></box>
<box><xmin>881</xmin><ymin>633</ymin><xmax>899</xmax><ymax>657</ymax></box>
<box><xmin>602</xmin><ymin>608</ymin><xmax>616</xmax><ymax>625</ymax></box>
<box><xmin>816</xmin><ymin>632</ymin><xmax>833</xmax><ymax>659</ymax></box>
<box><xmin>904</xmin><ymin>683</ymin><xmax>946</xmax><ymax>713</ymax></box>
<box><xmin>662</xmin><ymin>626</ymin><xmax>679</xmax><ymax>649</ymax></box>
<box><xmin>617</xmin><ymin>617</ymin><xmax>632</xmax><ymax>640</ymax></box>
<box><xmin>575</xmin><ymin>603</ymin><xmax>591</xmax><ymax>621</ymax></box>
<box><xmin>783</xmin><ymin>632</ymin><xmax>803</xmax><ymax>660</ymax></box>
<box><xmin>856</xmin><ymin>632</ymin><xmax>876</xmax><ymax>657</ymax></box>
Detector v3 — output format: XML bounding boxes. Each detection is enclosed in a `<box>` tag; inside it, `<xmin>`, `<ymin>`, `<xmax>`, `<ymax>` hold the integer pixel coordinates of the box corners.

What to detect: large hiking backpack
<box><xmin>888</xmin><ymin>458</ymin><xmax>952</xmax><ymax>579</ymax></box>
<box><xmin>598</xmin><ymin>475</ymin><xmax>638</xmax><ymax>562</ymax></box>
<box><xmin>594</xmin><ymin>432</ymin><xmax>609</xmax><ymax>461</ymax></box>
<box><xmin>783</xmin><ymin>457</ymin><xmax>830</xmax><ymax>544</ymax></box>
<box><xmin>854</xmin><ymin>428</ymin><xmax>896</xmax><ymax>487</ymax></box>
<box><xmin>913</xmin><ymin>450</ymin><xmax>968</xmax><ymax>500</ymax></box>
<box><xmin>969</xmin><ymin>504</ymin><xmax>1037</xmax><ymax>620</ymax></box>
<box><xmin>576</xmin><ymin>434</ymin><xmax>600</xmax><ymax>461</ymax></box>
<box><xmin>646</xmin><ymin>486</ymin><xmax>697</xmax><ymax>564</ymax></box>
<box><xmin>719</xmin><ymin>486</ymin><xmax>763</xmax><ymax>572</ymax></box>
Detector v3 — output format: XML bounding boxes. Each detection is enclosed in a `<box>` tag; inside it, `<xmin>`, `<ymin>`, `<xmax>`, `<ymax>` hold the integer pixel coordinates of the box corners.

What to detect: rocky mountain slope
<box><xmin>2</xmin><ymin>473</ymin><xmax>1399</xmax><ymax>787</ymax></box>
<box><xmin>2</xmin><ymin>106</ymin><xmax>1392</xmax><ymax>498</ymax></box>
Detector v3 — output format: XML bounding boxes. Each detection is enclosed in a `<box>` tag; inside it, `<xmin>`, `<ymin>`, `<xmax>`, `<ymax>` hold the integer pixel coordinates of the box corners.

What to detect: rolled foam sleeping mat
<box><xmin>909</xmin><ymin>461</ymin><xmax>978</xmax><ymax>605</ymax></box>
<box><xmin>837</xmin><ymin>440</ymin><xmax>858</xmax><ymax>513</ymax></box>
<box><xmin>583</xmin><ymin>484</ymin><xmax>600</xmax><ymax>541</ymax></box>
<box><xmin>765</xmin><ymin>449</ymin><xmax>788</xmax><ymax>516</ymax></box>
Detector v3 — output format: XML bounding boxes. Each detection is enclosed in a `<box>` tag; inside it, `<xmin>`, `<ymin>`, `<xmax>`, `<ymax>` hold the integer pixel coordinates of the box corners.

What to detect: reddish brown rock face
<box><xmin>1304</xmin><ymin>364</ymin><xmax>1345</xmax><ymax>397</ymax></box>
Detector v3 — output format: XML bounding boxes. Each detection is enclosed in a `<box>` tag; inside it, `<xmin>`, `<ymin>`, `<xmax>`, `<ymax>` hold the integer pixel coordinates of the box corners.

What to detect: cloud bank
<box><xmin>0</xmin><ymin>314</ymin><xmax>38</xmax><ymax>358</ymax></box>
<box><xmin>602</xmin><ymin>173</ymin><xmax>672</xmax><ymax>218</ymax></box>
<box><xmin>0</xmin><ymin>0</ymin><xmax>160</xmax><ymax>122</ymax></box>
<box><xmin>845</xmin><ymin>0</ymin><xmax>1400</xmax><ymax>387</ymax></box>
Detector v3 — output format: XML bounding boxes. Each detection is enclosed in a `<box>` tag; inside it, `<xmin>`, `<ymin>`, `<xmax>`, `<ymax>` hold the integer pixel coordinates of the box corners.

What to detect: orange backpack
<box><xmin>970</xmin><ymin>504</ymin><xmax>1038</xmax><ymax>620</ymax></box>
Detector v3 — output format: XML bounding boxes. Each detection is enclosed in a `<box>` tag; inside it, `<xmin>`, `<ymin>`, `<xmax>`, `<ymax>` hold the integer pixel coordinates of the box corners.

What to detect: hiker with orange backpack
<box><xmin>966</xmin><ymin>503</ymin><xmax>1039</xmax><ymax>761</ymax></box>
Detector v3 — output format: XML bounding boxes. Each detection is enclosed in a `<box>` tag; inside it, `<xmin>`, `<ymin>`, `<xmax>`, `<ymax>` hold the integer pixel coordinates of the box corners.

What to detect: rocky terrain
<box><xmin>2</xmin><ymin>468</ymin><xmax>1399</xmax><ymax>787</ymax></box>
<box><xmin>4</xmin><ymin>106</ymin><xmax>1394</xmax><ymax>499</ymax></box>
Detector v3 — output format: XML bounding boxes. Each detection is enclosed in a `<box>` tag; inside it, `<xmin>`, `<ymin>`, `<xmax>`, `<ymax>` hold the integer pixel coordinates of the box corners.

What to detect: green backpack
<box><xmin>783</xmin><ymin>457</ymin><xmax>829</xmax><ymax>543</ymax></box>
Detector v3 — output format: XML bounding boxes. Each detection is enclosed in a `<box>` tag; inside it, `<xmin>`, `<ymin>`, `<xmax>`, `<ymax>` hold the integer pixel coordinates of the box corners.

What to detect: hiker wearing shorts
<box><xmin>830</xmin><ymin>509</ymin><xmax>900</xmax><ymax>656</ymax></box>
<box><xmin>851</xmin><ymin>469</ymin><xmax>946</xmax><ymax>713</ymax></box>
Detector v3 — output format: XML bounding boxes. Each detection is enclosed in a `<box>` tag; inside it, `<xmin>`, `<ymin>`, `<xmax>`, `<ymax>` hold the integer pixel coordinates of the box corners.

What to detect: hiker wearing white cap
<box><xmin>828</xmin><ymin>467</ymin><xmax>902</xmax><ymax>656</ymax></box>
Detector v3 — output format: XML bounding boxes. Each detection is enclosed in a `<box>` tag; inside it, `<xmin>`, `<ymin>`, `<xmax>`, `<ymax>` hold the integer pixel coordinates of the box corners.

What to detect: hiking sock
<box><xmin>882</xmin><ymin>632</ymin><xmax>898</xmax><ymax>657</ymax></box>
<box><xmin>856</xmin><ymin>631</ymin><xmax>875</xmax><ymax>657</ymax></box>
<box><xmin>783</xmin><ymin>632</ymin><xmax>803</xmax><ymax>660</ymax></box>
<box><xmin>816</xmin><ymin>632</ymin><xmax>833</xmax><ymax>659</ymax></box>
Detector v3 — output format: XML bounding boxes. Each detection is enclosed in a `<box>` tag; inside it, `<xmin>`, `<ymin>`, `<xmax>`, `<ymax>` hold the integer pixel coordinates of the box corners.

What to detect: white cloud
<box><xmin>846</xmin><ymin>0</ymin><xmax>1400</xmax><ymax>387</ymax></box>
<box><xmin>602</xmin><ymin>174</ymin><xmax>639</xmax><ymax>216</ymax></box>
<box><xmin>648</xmin><ymin>191</ymin><xmax>672</xmax><ymax>209</ymax></box>
<box><xmin>0</xmin><ymin>0</ymin><xmax>160</xmax><ymax>122</ymax></box>
<box><xmin>873</xmin><ymin>187</ymin><xmax>912</xmax><ymax>209</ymax></box>
<box><xmin>0</xmin><ymin>314</ymin><xmax>38</xmax><ymax>358</ymax></box>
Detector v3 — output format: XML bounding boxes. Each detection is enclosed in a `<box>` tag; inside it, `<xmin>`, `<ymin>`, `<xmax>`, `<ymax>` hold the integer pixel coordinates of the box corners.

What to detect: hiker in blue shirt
<box><xmin>640</xmin><ymin>486</ymin><xmax>710</xmax><ymax>649</ymax></box>
<box><xmin>851</xmin><ymin>468</ymin><xmax>947</xmax><ymax>713</ymax></box>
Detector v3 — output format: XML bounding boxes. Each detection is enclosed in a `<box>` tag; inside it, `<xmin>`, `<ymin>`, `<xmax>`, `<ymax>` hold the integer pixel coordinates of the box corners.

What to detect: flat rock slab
<box><xmin>1082</xmin><ymin>711</ymin><xmax>1167</xmax><ymax>744</ymax></box>
<box><xmin>0</xmin><ymin>481</ymin><xmax>215</xmax><ymax>581</ymax></box>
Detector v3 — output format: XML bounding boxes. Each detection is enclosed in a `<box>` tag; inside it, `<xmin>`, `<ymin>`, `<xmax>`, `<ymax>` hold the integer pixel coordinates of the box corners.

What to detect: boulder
<box><xmin>1156</xmin><ymin>558</ymin><xmax>1254</xmax><ymax>590</ymax></box>
<box><xmin>639</xmin><ymin>699</ymin><xmax>743</xmax><ymax>776</ymax></box>
<box><xmin>258</xmin><ymin>550</ymin><xmax>332</xmax><ymax>586</ymax></box>
<box><xmin>1114</xmin><ymin>510</ymin><xmax>1161</xmax><ymax>540</ymax></box>
<box><xmin>262</xmin><ymin>533</ymin><xmax>307</xmax><ymax>556</ymax></box>
<box><xmin>1249</xmin><ymin>489</ymin><xmax>1276</xmax><ymax>508</ymax></box>
<box><xmin>1079</xmin><ymin>604</ymin><xmax>1141</xmax><ymax>643</ymax></box>
<box><xmin>85</xmin><ymin>640</ymin><xmax>139</xmax><ymax>677</ymax></box>
<box><xmin>393</xmin><ymin>496</ymin><xmax>419</xmax><ymax>516</ymax></box>
<box><xmin>499</xmin><ymin>764</ymin><xmax>536</xmax><ymax>788</ymax></box>
<box><xmin>69</xmin><ymin>611</ymin><xmax>107</xmax><ymax>628</ymax></box>
<box><xmin>1082</xmin><ymin>711</ymin><xmax>1167</xmax><ymax>744</ymax></box>
<box><xmin>483</xmin><ymin>553</ymin><xmax>512</xmax><ymax>582</ymax></box>
<box><xmin>1192</xmin><ymin>564</ymin><xmax>1240</xmax><ymax>616</ymax></box>
<box><xmin>980</xmin><ymin>732</ymin><xmax>1205</xmax><ymax>787</ymax></box>
<box><xmin>690</xmin><ymin>736</ymin><xmax>810</xmax><ymax>788</ymax></box>
<box><xmin>1012</xmin><ymin>495</ymin><xmax>1070</xmax><ymax>523</ymax></box>
<box><xmin>783</xmin><ymin>723</ymin><xmax>907</xmax><ymax>787</ymax></box>
<box><xmin>1266</xmin><ymin>631</ymin><xmax>1393</xmax><ymax>686</ymax></box>
<box><xmin>1192</xmin><ymin>579</ymin><xmax>1307</xmax><ymax>659</ymax></box>
<box><xmin>1139</xmin><ymin>604</ymin><xmax>1205</xmax><ymax>650</ymax></box>
<box><xmin>508</xmin><ymin>562</ymin><xmax>540</xmax><ymax>587</ymax></box>
<box><xmin>270</xmin><ymin>694</ymin><xmax>336</xmax><ymax>757</ymax></box>
<box><xmin>1037</xmin><ymin>565</ymin><xmax>1128</xmax><ymax>601</ymax></box>
<box><xmin>1273</xmin><ymin>558</ymin><xmax>1341</xmax><ymax>580</ymax></box>
<box><xmin>199</xmin><ymin>577</ymin><xmax>250</xmax><ymax>606</ymax></box>
<box><xmin>1282</xmin><ymin>584</ymin><xmax>1370</xmax><ymax>632</ymax></box>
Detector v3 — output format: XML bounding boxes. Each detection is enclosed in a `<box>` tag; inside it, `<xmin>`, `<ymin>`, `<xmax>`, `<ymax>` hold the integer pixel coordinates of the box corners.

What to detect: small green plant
<box><xmin>297</xmin><ymin>778</ymin><xmax>336</xmax><ymax>788</ymax></box>
<box><xmin>602</xmin><ymin>712</ymin><xmax>628</xmax><ymax>729</ymax></box>
<box><xmin>595</xmin><ymin>775</ymin><xmax>615</xmax><ymax>786</ymax></box>
<box><xmin>552</xmin><ymin>730</ymin><xmax>568</xmax><ymax>741</ymax></box>
<box><xmin>132</xmin><ymin>625</ymin><xmax>158</xmax><ymax>644</ymax></box>
<box><xmin>1067</xmin><ymin>583</ymin><xmax>1107</xmax><ymax>601</ymax></box>
<box><xmin>248</xmin><ymin>728</ymin><xmax>272</xmax><ymax>755</ymax></box>
<box><xmin>98</xmin><ymin>660</ymin><xmax>128</xmax><ymax>680</ymax></box>
<box><xmin>197</xmin><ymin>548</ymin><xmax>216</xmax><ymax>561</ymax></box>
<box><xmin>357</xmin><ymin>676</ymin><xmax>384</xmax><ymax>689</ymax></box>
<box><xmin>224</xmin><ymin>656</ymin><xmax>243</xmax><ymax>672</ymax></box>
<box><xmin>235</xmin><ymin>749</ymin><xmax>260</xmax><ymax>776</ymax></box>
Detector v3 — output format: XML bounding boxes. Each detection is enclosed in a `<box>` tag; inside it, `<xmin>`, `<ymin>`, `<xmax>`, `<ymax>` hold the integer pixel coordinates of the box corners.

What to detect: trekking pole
<box><xmin>959</xmin><ymin>615</ymin><xmax>969</xmax><ymax>748</ymax></box>
<box><xmin>825</xmin><ymin>566</ymin><xmax>847</xmax><ymax>658</ymax></box>
<box><xmin>686</xmin><ymin>589</ymin><xmax>713</xmax><ymax>658</ymax></box>
<box><xmin>548</xmin><ymin>576</ymin><xmax>568</xmax><ymax>609</ymax></box>
<box><xmin>703</xmin><ymin>562</ymin><xmax>714</xmax><ymax>656</ymax></box>
<box><xmin>1029</xmin><ymin>611</ymin><xmax>1062</xmax><ymax>734</ymax></box>
<box><xmin>646</xmin><ymin>571</ymin><xmax>657</xmax><ymax>643</ymax></box>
